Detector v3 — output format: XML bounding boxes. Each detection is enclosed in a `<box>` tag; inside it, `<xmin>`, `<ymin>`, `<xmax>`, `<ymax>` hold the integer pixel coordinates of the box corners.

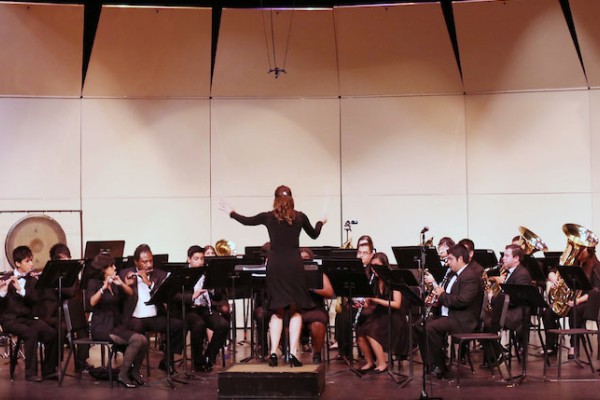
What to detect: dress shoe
<box><xmin>568</xmin><ymin>353</ymin><xmax>576</xmax><ymax>360</ymax></box>
<box><xmin>358</xmin><ymin>365</ymin><xmax>375</xmax><ymax>374</ymax></box>
<box><xmin>117</xmin><ymin>377</ymin><xmax>137</xmax><ymax>388</ymax></box>
<box><xmin>158</xmin><ymin>360</ymin><xmax>177</xmax><ymax>375</ymax></box>
<box><xmin>129</xmin><ymin>372</ymin><xmax>146</xmax><ymax>386</ymax></box>
<box><xmin>203</xmin><ymin>357</ymin><xmax>213</xmax><ymax>372</ymax></box>
<box><xmin>312</xmin><ymin>353</ymin><xmax>322</xmax><ymax>364</ymax></box>
<box><xmin>372</xmin><ymin>367</ymin><xmax>388</xmax><ymax>374</ymax></box>
<box><xmin>25</xmin><ymin>375</ymin><xmax>42</xmax><ymax>383</ymax></box>
<box><xmin>432</xmin><ymin>366</ymin><xmax>451</xmax><ymax>379</ymax></box>
<box><xmin>289</xmin><ymin>354</ymin><xmax>303</xmax><ymax>367</ymax></box>
<box><xmin>42</xmin><ymin>372</ymin><xmax>58</xmax><ymax>381</ymax></box>
<box><xmin>268</xmin><ymin>353</ymin><xmax>278</xmax><ymax>367</ymax></box>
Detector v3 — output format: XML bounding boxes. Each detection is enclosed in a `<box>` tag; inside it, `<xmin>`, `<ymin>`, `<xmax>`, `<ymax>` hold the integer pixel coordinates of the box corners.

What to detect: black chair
<box><xmin>0</xmin><ymin>326</ymin><xmax>21</xmax><ymax>381</ymax></box>
<box><xmin>451</xmin><ymin>293</ymin><xmax>513</xmax><ymax>388</ymax></box>
<box><xmin>60</xmin><ymin>297</ymin><xmax>118</xmax><ymax>387</ymax></box>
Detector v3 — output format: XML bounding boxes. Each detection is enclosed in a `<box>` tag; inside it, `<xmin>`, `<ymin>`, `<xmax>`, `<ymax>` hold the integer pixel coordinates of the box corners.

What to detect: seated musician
<box><xmin>335</xmin><ymin>235</ymin><xmax>375</xmax><ymax>360</ymax></box>
<box><xmin>87</xmin><ymin>252</ymin><xmax>148</xmax><ymax>388</ymax></box>
<box><xmin>356</xmin><ymin>252</ymin><xmax>408</xmax><ymax>373</ymax></box>
<box><xmin>483</xmin><ymin>244</ymin><xmax>533</xmax><ymax>365</ymax></box>
<box><xmin>458</xmin><ymin>238</ymin><xmax>484</xmax><ymax>277</ymax></box>
<box><xmin>119</xmin><ymin>244</ymin><xmax>184</xmax><ymax>374</ymax></box>
<box><xmin>0</xmin><ymin>246</ymin><xmax>58</xmax><ymax>382</ymax></box>
<box><xmin>35</xmin><ymin>243</ymin><xmax>90</xmax><ymax>372</ymax></box>
<box><xmin>172</xmin><ymin>245</ymin><xmax>230</xmax><ymax>372</ymax></box>
<box><xmin>543</xmin><ymin>245</ymin><xmax>600</xmax><ymax>358</ymax></box>
<box><xmin>417</xmin><ymin>244</ymin><xmax>483</xmax><ymax>379</ymax></box>
<box><xmin>424</xmin><ymin>236</ymin><xmax>455</xmax><ymax>288</ymax></box>
<box><xmin>299</xmin><ymin>247</ymin><xmax>335</xmax><ymax>364</ymax></box>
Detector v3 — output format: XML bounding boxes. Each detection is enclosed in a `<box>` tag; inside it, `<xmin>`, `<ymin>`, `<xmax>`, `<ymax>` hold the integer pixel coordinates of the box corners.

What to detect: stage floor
<box><xmin>2</xmin><ymin>334</ymin><xmax>600</xmax><ymax>400</ymax></box>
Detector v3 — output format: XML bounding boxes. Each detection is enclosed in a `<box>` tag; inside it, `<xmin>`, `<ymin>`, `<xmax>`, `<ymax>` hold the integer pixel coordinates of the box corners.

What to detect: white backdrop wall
<box><xmin>2</xmin><ymin>1</ymin><xmax>600</xmax><ymax>270</ymax></box>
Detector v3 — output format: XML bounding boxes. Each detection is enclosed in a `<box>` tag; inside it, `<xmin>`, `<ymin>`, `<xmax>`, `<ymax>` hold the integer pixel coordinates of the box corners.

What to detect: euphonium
<box><xmin>215</xmin><ymin>239</ymin><xmax>235</xmax><ymax>256</ymax></box>
<box><xmin>482</xmin><ymin>263</ymin><xmax>506</xmax><ymax>312</ymax></box>
<box><xmin>519</xmin><ymin>226</ymin><xmax>548</xmax><ymax>255</ymax></box>
<box><xmin>548</xmin><ymin>224</ymin><xmax>599</xmax><ymax>317</ymax></box>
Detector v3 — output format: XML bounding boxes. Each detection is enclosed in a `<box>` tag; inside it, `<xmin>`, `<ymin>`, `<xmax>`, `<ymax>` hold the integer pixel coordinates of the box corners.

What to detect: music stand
<box><xmin>500</xmin><ymin>283</ymin><xmax>547</xmax><ymax>385</ymax></box>
<box><xmin>36</xmin><ymin>259</ymin><xmax>83</xmax><ymax>386</ymax></box>
<box><xmin>146</xmin><ymin>267</ymin><xmax>203</xmax><ymax>387</ymax></box>
<box><xmin>83</xmin><ymin>240</ymin><xmax>125</xmax><ymax>259</ymax></box>
<box><xmin>160</xmin><ymin>262</ymin><xmax>188</xmax><ymax>273</ymax></box>
<box><xmin>522</xmin><ymin>255</ymin><xmax>546</xmax><ymax>283</ymax></box>
<box><xmin>392</xmin><ymin>246</ymin><xmax>442</xmax><ymax>270</ymax></box>
<box><xmin>372</xmin><ymin>266</ymin><xmax>421</xmax><ymax>387</ymax></box>
<box><xmin>323</xmin><ymin>258</ymin><xmax>373</xmax><ymax>377</ymax></box>
<box><xmin>234</xmin><ymin>264</ymin><xmax>267</xmax><ymax>363</ymax></box>
<box><xmin>473</xmin><ymin>249</ymin><xmax>499</xmax><ymax>269</ymax></box>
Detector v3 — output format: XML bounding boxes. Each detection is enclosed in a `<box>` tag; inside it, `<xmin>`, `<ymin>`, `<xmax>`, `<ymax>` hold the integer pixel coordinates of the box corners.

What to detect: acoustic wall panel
<box><xmin>210</xmin><ymin>98</ymin><xmax>340</xmax><ymax>198</ymax></box>
<box><xmin>342</xmin><ymin>195</ymin><xmax>468</xmax><ymax>260</ymax></box>
<box><xmin>212</xmin><ymin>8</ymin><xmax>338</xmax><ymax>97</ymax></box>
<box><xmin>466</xmin><ymin>91</ymin><xmax>590</xmax><ymax>194</ymax></box>
<box><xmin>0</xmin><ymin>3</ymin><xmax>83</xmax><ymax>96</ymax></box>
<box><xmin>335</xmin><ymin>3</ymin><xmax>462</xmax><ymax>96</ymax></box>
<box><xmin>212</xmin><ymin>196</ymin><xmax>341</xmax><ymax>253</ymax></box>
<box><xmin>591</xmin><ymin>90</ymin><xmax>600</xmax><ymax>193</ymax></box>
<box><xmin>83</xmin><ymin>6</ymin><xmax>211</xmax><ymax>98</ymax></box>
<box><xmin>81</xmin><ymin>99</ymin><xmax>210</xmax><ymax>198</ymax></box>
<box><xmin>455</xmin><ymin>0</ymin><xmax>586</xmax><ymax>93</ymax></box>
<box><xmin>82</xmin><ymin>197</ymin><xmax>211</xmax><ymax>260</ymax></box>
<box><xmin>468</xmin><ymin>193</ymin><xmax>593</xmax><ymax>253</ymax></box>
<box><xmin>0</xmin><ymin>98</ymin><xmax>81</xmax><ymax>209</ymax></box>
<box><xmin>341</xmin><ymin>96</ymin><xmax>466</xmax><ymax>196</ymax></box>
<box><xmin>570</xmin><ymin>0</ymin><xmax>600</xmax><ymax>88</ymax></box>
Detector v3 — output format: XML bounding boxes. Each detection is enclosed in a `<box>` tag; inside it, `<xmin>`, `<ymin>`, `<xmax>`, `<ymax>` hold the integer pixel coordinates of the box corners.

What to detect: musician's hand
<box><xmin>424</xmin><ymin>273</ymin><xmax>435</xmax><ymax>285</ymax></box>
<box><xmin>567</xmin><ymin>300</ymin><xmax>575</xmax><ymax>308</ymax></box>
<box><xmin>193</xmin><ymin>288</ymin><xmax>206</xmax><ymax>300</ymax></box>
<box><xmin>548</xmin><ymin>272</ymin><xmax>558</xmax><ymax>285</ymax></box>
<box><xmin>0</xmin><ymin>279</ymin><xmax>8</xmax><ymax>291</ymax></box>
<box><xmin>363</xmin><ymin>298</ymin><xmax>371</xmax><ymax>307</ymax></box>
<box><xmin>10</xmin><ymin>276</ymin><xmax>22</xmax><ymax>291</ymax></box>
<box><xmin>434</xmin><ymin>287</ymin><xmax>444</xmax><ymax>296</ymax></box>
<box><xmin>112</xmin><ymin>275</ymin><xmax>124</xmax><ymax>286</ymax></box>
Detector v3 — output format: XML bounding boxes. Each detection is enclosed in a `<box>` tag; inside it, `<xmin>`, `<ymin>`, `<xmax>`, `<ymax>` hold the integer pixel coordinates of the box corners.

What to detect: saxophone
<box><xmin>548</xmin><ymin>224</ymin><xmax>598</xmax><ymax>317</ymax></box>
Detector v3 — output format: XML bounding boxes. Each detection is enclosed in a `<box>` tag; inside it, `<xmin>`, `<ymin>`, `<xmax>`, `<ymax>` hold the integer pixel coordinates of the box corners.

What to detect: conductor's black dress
<box><xmin>230</xmin><ymin>211</ymin><xmax>323</xmax><ymax>311</ymax></box>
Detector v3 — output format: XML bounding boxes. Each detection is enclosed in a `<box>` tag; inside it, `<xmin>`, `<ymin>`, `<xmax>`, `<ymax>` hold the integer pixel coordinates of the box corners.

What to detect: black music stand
<box><xmin>323</xmin><ymin>258</ymin><xmax>373</xmax><ymax>377</ymax></box>
<box><xmin>522</xmin><ymin>255</ymin><xmax>546</xmax><ymax>283</ymax></box>
<box><xmin>83</xmin><ymin>240</ymin><xmax>125</xmax><ymax>259</ymax></box>
<box><xmin>372</xmin><ymin>266</ymin><xmax>421</xmax><ymax>387</ymax></box>
<box><xmin>146</xmin><ymin>268</ymin><xmax>203</xmax><ymax>387</ymax></box>
<box><xmin>234</xmin><ymin>264</ymin><xmax>267</xmax><ymax>363</ymax></box>
<box><xmin>501</xmin><ymin>283</ymin><xmax>547</xmax><ymax>385</ymax></box>
<box><xmin>36</xmin><ymin>259</ymin><xmax>83</xmax><ymax>386</ymax></box>
<box><xmin>204</xmin><ymin>257</ymin><xmax>259</xmax><ymax>363</ymax></box>
<box><xmin>160</xmin><ymin>262</ymin><xmax>188</xmax><ymax>273</ymax></box>
<box><xmin>473</xmin><ymin>249</ymin><xmax>499</xmax><ymax>269</ymax></box>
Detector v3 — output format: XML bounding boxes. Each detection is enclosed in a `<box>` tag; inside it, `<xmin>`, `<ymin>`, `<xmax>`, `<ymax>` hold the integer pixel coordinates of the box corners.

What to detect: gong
<box><xmin>5</xmin><ymin>214</ymin><xmax>67</xmax><ymax>271</ymax></box>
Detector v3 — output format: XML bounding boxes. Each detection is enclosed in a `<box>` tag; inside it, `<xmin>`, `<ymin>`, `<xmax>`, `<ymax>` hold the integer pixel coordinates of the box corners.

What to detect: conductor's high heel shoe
<box><xmin>289</xmin><ymin>354</ymin><xmax>303</xmax><ymax>368</ymax></box>
<box><xmin>117</xmin><ymin>377</ymin><xmax>137</xmax><ymax>388</ymax></box>
<box><xmin>268</xmin><ymin>353</ymin><xmax>278</xmax><ymax>367</ymax></box>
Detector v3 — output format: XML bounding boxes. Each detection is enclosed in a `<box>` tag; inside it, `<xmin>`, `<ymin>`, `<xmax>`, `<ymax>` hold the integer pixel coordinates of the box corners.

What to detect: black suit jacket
<box><xmin>438</xmin><ymin>263</ymin><xmax>483</xmax><ymax>333</ymax></box>
<box><xmin>0</xmin><ymin>274</ymin><xmax>39</xmax><ymax>322</ymax></box>
<box><xmin>505</xmin><ymin>265</ymin><xmax>532</xmax><ymax>286</ymax></box>
<box><xmin>119</xmin><ymin>267</ymin><xmax>168</xmax><ymax>320</ymax></box>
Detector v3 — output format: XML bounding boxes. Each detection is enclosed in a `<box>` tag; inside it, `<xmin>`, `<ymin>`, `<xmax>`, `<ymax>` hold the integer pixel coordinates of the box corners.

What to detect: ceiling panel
<box><xmin>335</xmin><ymin>3</ymin><xmax>462</xmax><ymax>96</ymax></box>
<box><xmin>455</xmin><ymin>0</ymin><xmax>586</xmax><ymax>93</ymax></box>
<box><xmin>212</xmin><ymin>8</ymin><xmax>338</xmax><ymax>97</ymax></box>
<box><xmin>0</xmin><ymin>3</ymin><xmax>83</xmax><ymax>96</ymax></box>
<box><xmin>570</xmin><ymin>0</ymin><xmax>600</xmax><ymax>88</ymax></box>
<box><xmin>83</xmin><ymin>6</ymin><xmax>211</xmax><ymax>97</ymax></box>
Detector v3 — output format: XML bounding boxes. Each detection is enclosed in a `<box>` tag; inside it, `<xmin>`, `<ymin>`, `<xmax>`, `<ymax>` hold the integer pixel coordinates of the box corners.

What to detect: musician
<box><xmin>0</xmin><ymin>246</ymin><xmax>58</xmax><ymax>382</ymax></box>
<box><xmin>34</xmin><ymin>243</ymin><xmax>90</xmax><ymax>372</ymax></box>
<box><xmin>335</xmin><ymin>235</ymin><xmax>375</xmax><ymax>360</ymax></box>
<box><xmin>299</xmin><ymin>247</ymin><xmax>335</xmax><ymax>364</ymax></box>
<box><xmin>87</xmin><ymin>252</ymin><xmax>148</xmax><ymax>388</ymax></box>
<box><xmin>458</xmin><ymin>238</ymin><xmax>485</xmax><ymax>277</ymax></box>
<box><xmin>119</xmin><ymin>244</ymin><xmax>184</xmax><ymax>374</ymax></box>
<box><xmin>543</xmin><ymin>245</ymin><xmax>600</xmax><ymax>358</ymax></box>
<box><xmin>424</xmin><ymin>236</ymin><xmax>455</xmax><ymax>288</ymax></box>
<box><xmin>204</xmin><ymin>245</ymin><xmax>217</xmax><ymax>257</ymax></box>
<box><xmin>356</xmin><ymin>252</ymin><xmax>408</xmax><ymax>373</ymax></box>
<box><xmin>417</xmin><ymin>244</ymin><xmax>483</xmax><ymax>379</ymax></box>
<box><xmin>172</xmin><ymin>245</ymin><xmax>229</xmax><ymax>372</ymax></box>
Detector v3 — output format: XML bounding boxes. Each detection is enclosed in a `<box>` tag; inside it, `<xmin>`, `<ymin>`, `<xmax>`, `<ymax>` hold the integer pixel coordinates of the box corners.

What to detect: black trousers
<box><xmin>416</xmin><ymin>316</ymin><xmax>461</xmax><ymax>371</ymax></box>
<box><xmin>543</xmin><ymin>305</ymin><xmax>586</xmax><ymax>350</ymax></box>
<box><xmin>2</xmin><ymin>317</ymin><xmax>58</xmax><ymax>377</ymax></box>
<box><xmin>126</xmin><ymin>315</ymin><xmax>183</xmax><ymax>363</ymax></box>
<box><xmin>186</xmin><ymin>308</ymin><xmax>229</xmax><ymax>367</ymax></box>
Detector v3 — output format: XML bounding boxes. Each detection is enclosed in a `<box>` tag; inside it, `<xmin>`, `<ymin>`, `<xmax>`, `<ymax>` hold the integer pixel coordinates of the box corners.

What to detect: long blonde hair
<box><xmin>273</xmin><ymin>185</ymin><xmax>296</xmax><ymax>225</ymax></box>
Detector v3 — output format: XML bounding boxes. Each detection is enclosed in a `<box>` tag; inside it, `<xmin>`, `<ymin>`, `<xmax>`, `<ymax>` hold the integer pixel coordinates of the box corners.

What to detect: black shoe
<box><xmin>289</xmin><ymin>354</ymin><xmax>303</xmax><ymax>367</ymax></box>
<box><xmin>203</xmin><ymin>357</ymin><xmax>213</xmax><ymax>372</ymax></box>
<box><xmin>129</xmin><ymin>372</ymin><xmax>146</xmax><ymax>386</ymax></box>
<box><xmin>158</xmin><ymin>360</ymin><xmax>176</xmax><ymax>375</ymax></box>
<box><xmin>25</xmin><ymin>375</ymin><xmax>42</xmax><ymax>383</ymax></box>
<box><xmin>42</xmin><ymin>372</ymin><xmax>58</xmax><ymax>381</ymax></box>
<box><xmin>117</xmin><ymin>377</ymin><xmax>137</xmax><ymax>388</ymax></box>
<box><xmin>312</xmin><ymin>353</ymin><xmax>322</xmax><ymax>364</ymax></box>
<box><xmin>268</xmin><ymin>353</ymin><xmax>278</xmax><ymax>367</ymax></box>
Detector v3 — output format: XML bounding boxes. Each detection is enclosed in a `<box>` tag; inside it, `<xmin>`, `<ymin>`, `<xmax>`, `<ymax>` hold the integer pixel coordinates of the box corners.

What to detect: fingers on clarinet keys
<box><xmin>269</xmin><ymin>353</ymin><xmax>278</xmax><ymax>367</ymax></box>
<box><xmin>289</xmin><ymin>354</ymin><xmax>303</xmax><ymax>368</ymax></box>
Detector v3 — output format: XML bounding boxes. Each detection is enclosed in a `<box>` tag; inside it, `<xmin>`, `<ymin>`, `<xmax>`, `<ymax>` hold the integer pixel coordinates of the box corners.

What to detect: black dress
<box><xmin>86</xmin><ymin>278</ymin><xmax>135</xmax><ymax>342</ymax></box>
<box><xmin>231</xmin><ymin>211</ymin><xmax>323</xmax><ymax>311</ymax></box>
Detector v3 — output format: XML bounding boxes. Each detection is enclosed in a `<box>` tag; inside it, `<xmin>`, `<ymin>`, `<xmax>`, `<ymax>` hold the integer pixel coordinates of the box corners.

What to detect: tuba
<box><xmin>548</xmin><ymin>224</ymin><xmax>598</xmax><ymax>317</ymax></box>
<box><xmin>215</xmin><ymin>239</ymin><xmax>235</xmax><ymax>256</ymax></box>
<box><xmin>519</xmin><ymin>226</ymin><xmax>548</xmax><ymax>255</ymax></box>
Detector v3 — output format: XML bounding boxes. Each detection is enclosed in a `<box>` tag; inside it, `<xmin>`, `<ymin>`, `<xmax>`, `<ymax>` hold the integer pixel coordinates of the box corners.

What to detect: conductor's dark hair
<box><xmin>187</xmin><ymin>245</ymin><xmax>204</xmax><ymax>258</ymax></box>
<box><xmin>273</xmin><ymin>185</ymin><xmax>297</xmax><ymax>225</ymax></box>
<box><xmin>133</xmin><ymin>244</ymin><xmax>152</xmax><ymax>261</ymax></box>
<box><xmin>12</xmin><ymin>245</ymin><xmax>33</xmax><ymax>267</ymax></box>
<box><xmin>448</xmin><ymin>244</ymin><xmax>470</xmax><ymax>264</ymax></box>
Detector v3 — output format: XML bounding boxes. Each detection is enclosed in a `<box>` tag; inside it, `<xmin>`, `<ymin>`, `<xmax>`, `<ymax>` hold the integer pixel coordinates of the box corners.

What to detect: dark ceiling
<box><xmin>8</xmin><ymin>0</ymin><xmax>585</xmax><ymax>89</ymax></box>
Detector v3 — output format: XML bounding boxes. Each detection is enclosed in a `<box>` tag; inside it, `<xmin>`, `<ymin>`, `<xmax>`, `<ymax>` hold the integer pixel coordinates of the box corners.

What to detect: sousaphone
<box><xmin>4</xmin><ymin>214</ymin><xmax>67</xmax><ymax>271</ymax></box>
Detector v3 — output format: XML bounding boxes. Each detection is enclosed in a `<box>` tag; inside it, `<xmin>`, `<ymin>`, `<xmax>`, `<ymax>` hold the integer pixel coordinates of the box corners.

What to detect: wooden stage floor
<box><xmin>2</xmin><ymin>334</ymin><xmax>600</xmax><ymax>400</ymax></box>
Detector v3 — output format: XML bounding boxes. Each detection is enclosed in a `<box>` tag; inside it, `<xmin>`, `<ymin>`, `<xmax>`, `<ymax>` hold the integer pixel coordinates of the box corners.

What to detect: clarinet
<box><xmin>423</xmin><ymin>272</ymin><xmax>450</xmax><ymax>320</ymax></box>
<box><xmin>354</xmin><ymin>272</ymin><xmax>376</xmax><ymax>327</ymax></box>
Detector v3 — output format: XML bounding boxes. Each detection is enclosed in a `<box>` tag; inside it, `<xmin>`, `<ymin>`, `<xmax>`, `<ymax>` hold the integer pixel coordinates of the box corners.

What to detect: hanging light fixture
<box><xmin>261</xmin><ymin>4</ymin><xmax>295</xmax><ymax>79</ymax></box>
